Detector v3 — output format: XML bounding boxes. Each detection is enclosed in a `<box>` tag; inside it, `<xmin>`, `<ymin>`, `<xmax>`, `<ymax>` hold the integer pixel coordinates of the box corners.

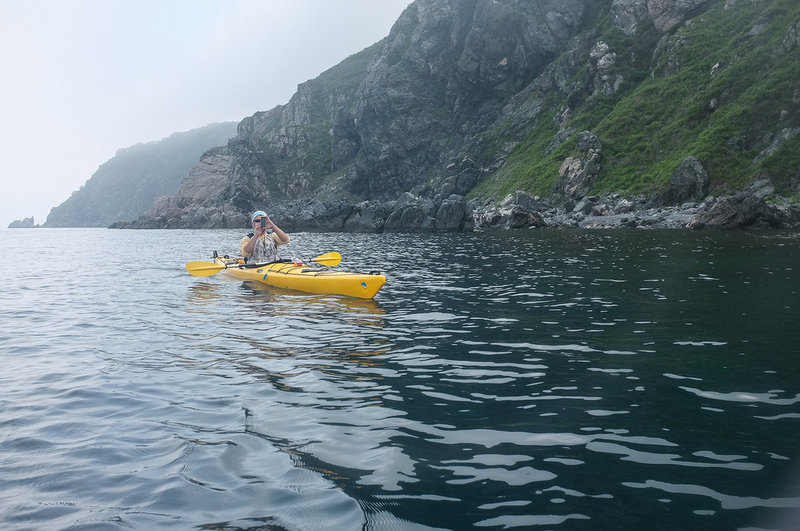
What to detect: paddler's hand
<box><xmin>262</xmin><ymin>215</ymin><xmax>276</xmax><ymax>230</ymax></box>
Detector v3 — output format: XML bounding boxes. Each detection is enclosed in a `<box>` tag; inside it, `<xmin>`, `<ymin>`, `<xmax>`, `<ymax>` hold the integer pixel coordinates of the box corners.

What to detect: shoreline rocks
<box><xmin>113</xmin><ymin>191</ymin><xmax>475</xmax><ymax>233</ymax></box>
<box><xmin>111</xmin><ymin>183</ymin><xmax>800</xmax><ymax>232</ymax></box>
<box><xmin>473</xmin><ymin>185</ymin><xmax>800</xmax><ymax>231</ymax></box>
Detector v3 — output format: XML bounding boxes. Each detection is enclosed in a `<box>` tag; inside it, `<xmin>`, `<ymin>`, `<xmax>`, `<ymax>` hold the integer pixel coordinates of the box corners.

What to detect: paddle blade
<box><xmin>311</xmin><ymin>251</ymin><xmax>341</xmax><ymax>267</ymax></box>
<box><xmin>185</xmin><ymin>261</ymin><xmax>226</xmax><ymax>277</ymax></box>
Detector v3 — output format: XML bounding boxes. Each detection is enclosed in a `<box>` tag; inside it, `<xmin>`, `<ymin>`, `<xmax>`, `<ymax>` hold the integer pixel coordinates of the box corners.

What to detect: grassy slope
<box><xmin>473</xmin><ymin>0</ymin><xmax>800</xmax><ymax>202</ymax></box>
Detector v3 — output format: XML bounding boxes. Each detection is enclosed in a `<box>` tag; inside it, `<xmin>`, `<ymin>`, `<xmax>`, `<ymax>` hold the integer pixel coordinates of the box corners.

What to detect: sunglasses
<box><xmin>253</xmin><ymin>218</ymin><xmax>264</xmax><ymax>223</ymax></box>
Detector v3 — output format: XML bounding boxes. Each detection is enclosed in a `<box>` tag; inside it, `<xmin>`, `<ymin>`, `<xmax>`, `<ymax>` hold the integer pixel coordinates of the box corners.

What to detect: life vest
<box><xmin>248</xmin><ymin>232</ymin><xmax>279</xmax><ymax>263</ymax></box>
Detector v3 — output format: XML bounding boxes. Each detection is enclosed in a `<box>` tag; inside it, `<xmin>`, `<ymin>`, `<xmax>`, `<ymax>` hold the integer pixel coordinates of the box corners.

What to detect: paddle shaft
<box><xmin>185</xmin><ymin>252</ymin><xmax>341</xmax><ymax>277</ymax></box>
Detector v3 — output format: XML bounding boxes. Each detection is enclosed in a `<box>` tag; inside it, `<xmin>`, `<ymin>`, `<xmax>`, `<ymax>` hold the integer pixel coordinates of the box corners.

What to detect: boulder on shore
<box><xmin>687</xmin><ymin>179</ymin><xmax>780</xmax><ymax>230</ymax></box>
<box><xmin>658</xmin><ymin>156</ymin><xmax>710</xmax><ymax>206</ymax></box>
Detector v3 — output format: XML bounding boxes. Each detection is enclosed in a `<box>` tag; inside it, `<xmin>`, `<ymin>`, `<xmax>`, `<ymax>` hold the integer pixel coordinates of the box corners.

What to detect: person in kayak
<box><xmin>241</xmin><ymin>210</ymin><xmax>290</xmax><ymax>263</ymax></box>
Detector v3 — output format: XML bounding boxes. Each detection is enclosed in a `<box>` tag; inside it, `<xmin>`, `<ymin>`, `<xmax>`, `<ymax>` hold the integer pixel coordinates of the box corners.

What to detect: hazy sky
<box><xmin>0</xmin><ymin>0</ymin><xmax>412</xmax><ymax>227</ymax></box>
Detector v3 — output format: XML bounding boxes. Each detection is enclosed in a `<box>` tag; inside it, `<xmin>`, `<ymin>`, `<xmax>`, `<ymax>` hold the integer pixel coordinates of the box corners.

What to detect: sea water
<box><xmin>0</xmin><ymin>228</ymin><xmax>798</xmax><ymax>529</ymax></box>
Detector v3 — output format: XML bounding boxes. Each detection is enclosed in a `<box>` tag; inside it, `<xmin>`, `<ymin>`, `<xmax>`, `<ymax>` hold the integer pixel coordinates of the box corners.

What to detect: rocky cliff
<box><xmin>124</xmin><ymin>0</ymin><xmax>800</xmax><ymax>231</ymax></box>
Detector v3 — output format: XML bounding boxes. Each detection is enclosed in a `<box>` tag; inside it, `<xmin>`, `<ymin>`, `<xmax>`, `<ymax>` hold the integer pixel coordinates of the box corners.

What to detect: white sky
<box><xmin>0</xmin><ymin>0</ymin><xmax>412</xmax><ymax>227</ymax></box>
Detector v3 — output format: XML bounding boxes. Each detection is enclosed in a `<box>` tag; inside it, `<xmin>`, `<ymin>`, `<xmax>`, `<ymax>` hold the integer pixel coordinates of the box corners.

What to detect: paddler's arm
<box><xmin>240</xmin><ymin>235</ymin><xmax>254</xmax><ymax>257</ymax></box>
<box><xmin>264</xmin><ymin>215</ymin><xmax>290</xmax><ymax>245</ymax></box>
<box><xmin>241</xmin><ymin>226</ymin><xmax>263</xmax><ymax>256</ymax></box>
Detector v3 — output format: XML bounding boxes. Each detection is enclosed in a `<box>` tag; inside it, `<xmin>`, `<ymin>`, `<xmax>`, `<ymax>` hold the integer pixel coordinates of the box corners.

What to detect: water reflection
<box><xmin>186</xmin><ymin>281</ymin><xmax>225</xmax><ymax>306</ymax></box>
<box><xmin>237</xmin><ymin>281</ymin><xmax>385</xmax><ymax>316</ymax></box>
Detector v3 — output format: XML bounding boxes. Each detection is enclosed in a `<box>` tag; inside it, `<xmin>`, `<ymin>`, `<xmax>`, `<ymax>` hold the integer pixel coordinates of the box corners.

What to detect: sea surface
<box><xmin>1</xmin><ymin>227</ymin><xmax>799</xmax><ymax>530</ymax></box>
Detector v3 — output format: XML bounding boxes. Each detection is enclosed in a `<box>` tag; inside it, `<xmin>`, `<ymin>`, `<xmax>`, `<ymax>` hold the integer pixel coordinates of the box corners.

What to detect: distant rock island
<box><xmin>7</xmin><ymin>217</ymin><xmax>35</xmax><ymax>229</ymax></box>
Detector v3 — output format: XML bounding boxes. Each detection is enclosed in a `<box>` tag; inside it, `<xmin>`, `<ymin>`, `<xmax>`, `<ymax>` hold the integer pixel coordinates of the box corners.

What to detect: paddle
<box><xmin>311</xmin><ymin>251</ymin><xmax>341</xmax><ymax>267</ymax></box>
<box><xmin>185</xmin><ymin>252</ymin><xmax>341</xmax><ymax>277</ymax></box>
<box><xmin>185</xmin><ymin>260</ymin><xmax>227</xmax><ymax>277</ymax></box>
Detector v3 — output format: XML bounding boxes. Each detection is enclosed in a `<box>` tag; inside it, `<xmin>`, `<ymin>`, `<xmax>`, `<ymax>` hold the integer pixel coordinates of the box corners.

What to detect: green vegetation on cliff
<box><xmin>473</xmin><ymin>0</ymin><xmax>800</xmax><ymax>201</ymax></box>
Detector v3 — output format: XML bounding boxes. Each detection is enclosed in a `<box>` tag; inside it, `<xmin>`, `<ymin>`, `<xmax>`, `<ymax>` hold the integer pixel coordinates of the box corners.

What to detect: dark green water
<box><xmin>0</xmin><ymin>228</ymin><xmax>798</xmax><ymax>529</ymax></box>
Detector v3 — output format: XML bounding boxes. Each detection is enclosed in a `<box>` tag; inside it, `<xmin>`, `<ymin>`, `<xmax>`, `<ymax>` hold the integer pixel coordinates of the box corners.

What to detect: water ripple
<box><xmin>1</xmin><ymin>228</ymin><xmax>798</xmax><ymax>529</ymax></box>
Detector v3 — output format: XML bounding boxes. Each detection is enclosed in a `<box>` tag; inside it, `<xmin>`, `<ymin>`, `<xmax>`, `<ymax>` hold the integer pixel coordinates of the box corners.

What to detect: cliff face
<box><xmin>128</xmin><ymin>0</ymin><xmax>800</xmax><ymax>231</ymax></box>
<box><xmin>347</xmin><ymin>0</ymin><xmax>591</xmax><ymax>199</ymax></box>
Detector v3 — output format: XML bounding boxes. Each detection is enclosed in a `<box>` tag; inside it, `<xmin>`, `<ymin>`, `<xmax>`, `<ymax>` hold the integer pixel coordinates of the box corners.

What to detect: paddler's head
<box><xmin>251</xmin><ymin>210</ymin><xmax>267</xmax><ymax>226</ymax></box>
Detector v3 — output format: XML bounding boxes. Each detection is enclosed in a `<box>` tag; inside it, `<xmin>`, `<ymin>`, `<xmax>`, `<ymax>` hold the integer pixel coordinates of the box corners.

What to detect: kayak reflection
<box><xmin>238</xmin><ymin>281</ymin><xmax>385</xmax><ymax>317</ymax></box>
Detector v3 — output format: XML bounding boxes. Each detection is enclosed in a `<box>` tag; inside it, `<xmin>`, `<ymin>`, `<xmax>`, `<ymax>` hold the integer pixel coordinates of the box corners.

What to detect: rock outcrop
<box><xmin>610</xmin><ymin>0</ymin><xmax>715</xmax><ymax>35</ymax></box>
<box><xmin>554</xmin><ymin>131</ymin><xmax>603</xmax><ymax>202</ymax></box>
<box><xmin>647</xmin><ymin>0</ymin><xmax>713</xmax><ymax>32</ymax></box>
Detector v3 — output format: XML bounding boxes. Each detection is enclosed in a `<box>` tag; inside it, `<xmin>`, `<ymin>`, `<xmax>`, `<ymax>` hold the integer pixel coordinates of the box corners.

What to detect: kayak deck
<box><xmin>215</xmin><ymin>257</ymin><xmax>386</xmax><ymax>299</ymax></box>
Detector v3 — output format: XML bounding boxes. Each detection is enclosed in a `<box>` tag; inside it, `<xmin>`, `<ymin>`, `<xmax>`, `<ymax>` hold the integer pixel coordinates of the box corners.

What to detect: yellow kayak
<box><xmin>214</xmin><ymin>257</ymin><xmax>386</xmax><ymax>299</ymax></box>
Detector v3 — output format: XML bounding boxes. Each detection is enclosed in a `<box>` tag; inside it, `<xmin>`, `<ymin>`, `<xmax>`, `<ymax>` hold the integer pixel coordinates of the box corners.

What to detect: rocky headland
<box><xmin>43</xmin><ymin>122</ymin><xmax>238</xmax><ymax>227</ymax></box>
<box><xmin>92</xmin><ymin>0</ymin><xmax>800</xmax><ymax>232</ymax></box>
